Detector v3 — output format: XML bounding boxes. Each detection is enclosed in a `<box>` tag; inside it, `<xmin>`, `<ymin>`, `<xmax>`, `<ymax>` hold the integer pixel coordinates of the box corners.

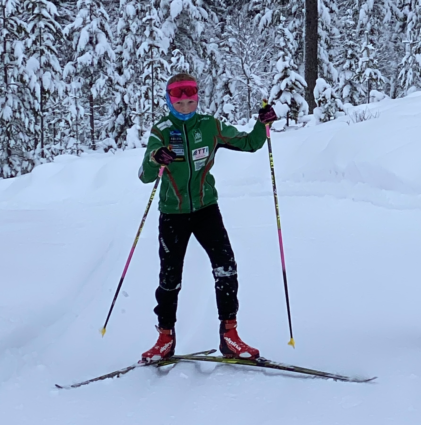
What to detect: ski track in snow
<box><xmin>1</xmin><ymin>94</ymin><xmax>421</xmax><ymax>424</ymax></box>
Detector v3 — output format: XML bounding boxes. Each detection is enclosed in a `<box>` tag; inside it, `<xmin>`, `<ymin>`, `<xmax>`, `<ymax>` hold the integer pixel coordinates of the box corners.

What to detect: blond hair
<box><xmin>168</xmin><ymin>73</ymin><xmax>197</xmax><ymax>85</ymax></box>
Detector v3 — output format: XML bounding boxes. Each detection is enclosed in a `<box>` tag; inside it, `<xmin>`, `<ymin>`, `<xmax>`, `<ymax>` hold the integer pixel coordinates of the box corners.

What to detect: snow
<box><xmin>126</xmin><ymin>125</ymin><xmax>143</xmax><ymax>149</ymax></box>
<box><xmin>369</xmin><ymin>89</ymin><xmax>389</xmax><ymax>103</ymax></box>
<box><xmin>1</xmin><ymin>94</ymin><xmax>421</xmax><ymax>424</ymax></box>
<box><xmin>170</xmin><ymin>0</ymin><xmax>183</xmax><ymax>20</ymax></box>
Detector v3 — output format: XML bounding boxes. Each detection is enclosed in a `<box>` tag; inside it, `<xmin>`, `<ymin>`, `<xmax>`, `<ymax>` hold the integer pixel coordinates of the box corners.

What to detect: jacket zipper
<box><xmin>183</xmin><ymin>124</ymin><xmax>194</xmax><ymax>212</ymax></box>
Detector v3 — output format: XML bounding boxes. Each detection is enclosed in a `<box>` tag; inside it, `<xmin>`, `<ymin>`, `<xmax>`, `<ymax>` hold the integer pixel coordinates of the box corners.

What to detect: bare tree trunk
<box><xmin>2</xmin><ymin>4</ymin><xmax>8</xmax><ymax>87</ymax></box>
<box><xmin>39</xmin><ymin>24</ymin><xmax>44</xmax><ymax>158</ymax></box>
<box><xmin>247</xmin><ymin>78</ymin><xmax>251</xmax><ymax>121</ymax></box>
<box><xmin>367</xmin><ymin>80</ymin><xmax>370</xmax><ymax>104</ymax></box>
<box><xmin>75</xmin><ymin>98</ymin><xmax>80</xmax><ymax>149</ymax></box>
<box><xmin>89</xmin><ymin>84</ymin><xmax>95</xmax><ymax>150</ymax></box>
<box><xmin>151</xmin><ymin>48</ymin><xmax>155</xmax><ymax>124</ymax></box>
<box><xmin>365</xmin><ymin>32</ymin><xmax>370</xmax><ymax>104</ymax></box>
<box><xmin>1</xmin><ymin>2</ymin><xmax>12</xmax><ymax>148</ymax></box>
<box><xmin>389</xmin><ymin>68</ymin><xmax>399</xmax><ymax>99</ymax></box>
<box><xmin>89</xmin><ymin>3</ymin><xmax>95</xmax><ymax>150</ymax></box>
<box><xmin>40</xmin><ymin>85</ymin><xmax>45</xmax><ymax>157</ymax></box>
<box><xmin>305</xmin><ymin>0</ymin><xmax>318</xmax><ymax>113</ymax></box>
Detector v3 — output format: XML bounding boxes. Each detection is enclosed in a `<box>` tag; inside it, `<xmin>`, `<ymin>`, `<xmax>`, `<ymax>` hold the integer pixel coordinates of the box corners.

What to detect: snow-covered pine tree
<box><xmin>355</xmin><ymin>0</ymin><xmax>387</xmax><ymax>102</ymax></box>
<box><xmin>104</xmin><ymin>0</ymin><xmax>133</xmax><ymax>150</ymax></box>
<box><xmin>397</xmin><ymin>0</ymin><xmax>421</xmax><ymax>95</ymax></box>
<box><xmin>101</xmin><ymin>0</ymin><xmax>120</xmax><ymax>27</ymax></box>
<box><xmin>51</xmin><ymin>0</ymin><xmax>76</xmax><ymax>25</ymax></box>
<box><xmin>108</xmin><ymin>0</ymin><xmax>171</xmax><ymax>149</ymax></box>
<box><xmin>59</xmin><ymin>78</ymin><xmax>87</xmax><ymax>154</ymax></box>
<box><xmin>64</xmin><ymin>0</ymin><xmax>114</xmax><ymax>150</ymax></box>
<box><xmin>160</xmin><ymin>0</ymin><xmax>210</xmax><ymax>96</ymax></box>
<box><xmin>170</xmin><ymin>48</ymin><xmax>190</xmax><ymax>74</ymax></box>
<box><xmin>266</xmin><ymin>12</ymin><xmax>307</xmax><ymax>127</ymax></box>
<box><xmin>0</xmin><ymin>0</ymin><xmax>37</xmax><ymax>178</ymax></box>
<box><xmin>377</xmin><ymin>0</ymin><xmax>403</xmax><ymax>98</ymax></box>
<box><xmin>22</xmin><ymin>0</ymin><xmax>63</xmax><ymax>162</ymax></box>
<box><xmin>336</xmin><ymin>8</ymin><xmax>363</xmax><ymax>105</ymax></box>
<box><xmin>249</xmin><ymin>5</ymin><xmax>299</xmax><ymax>119</ymax></box>
<box><xmin>287</xmin><ymin>0</ymin><xmax>305</xmax><ymax>73</ymax></box>
<box><xmin>107</xmin><ymin>0</ymin><xmax>168</xmax><ymax>150</ymax></box>
<box><xmin>355</xmin><ymin>31</ymin><xmax>386</xmax><ymax>104</ymax></box>
<box><xmin>198</xmin><ymin>0</ymin><xmax>235</xmax><ymax>117</ymax></box>
<box><xmin>217</xmin><ymin>5</ymin><xmax>272</xmax><ymax>122</ymax></box>
<box><xmin>204</xmin><ymin>46</ymin><xmax>234</xmax><ymax>120</ymax></box>
<box><xmin>47</xmin><ymin>1</ymin><xmax>80</xmax><ymax>152</ymax></box>
<box><xmin>318</xmin><ymin>0</ymin><xmax>339</xmax><ymax>85</ymax></box>
<box><xmin>313</xmin><ymin>77</ymin><xmax>345</xmax><ymax>123</ymax></box>
<box><xmin>137</xmin><ymin>2</ymin><xmax>169</xmax><ymax>128</ymax></box>
<box><xmin>249</xmin><ymin>0</ymin><xmax>304</xmax><ymax>73</ymax></box>
<box><xmin>269</xmin><ymin>52</ymin><xmax>308</xmax><ymax>126</ymax></box>
<box><xmin>398</xmin><ymin>39</ymin><xmax>421</xmax><ymax>95</ymax></box>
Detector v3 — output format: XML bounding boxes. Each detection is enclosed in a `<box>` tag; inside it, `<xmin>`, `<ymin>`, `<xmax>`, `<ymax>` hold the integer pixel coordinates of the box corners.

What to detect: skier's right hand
<box><xmin>258</xmin><ymin>104</ymin><xmax>278</xmax><ymax>125</ymax></box>
<box><xmin>151</xmin><ymin>147</ymin><xmax>177</xmax><ymax>165</ymax></box>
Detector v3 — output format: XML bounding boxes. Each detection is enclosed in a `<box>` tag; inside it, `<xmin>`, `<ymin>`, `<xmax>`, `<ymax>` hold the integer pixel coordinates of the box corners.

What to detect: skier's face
<box><xmin>172</xmin><ymin>99</ymin><xmax>198</xmax><ymax>114</ymax></box>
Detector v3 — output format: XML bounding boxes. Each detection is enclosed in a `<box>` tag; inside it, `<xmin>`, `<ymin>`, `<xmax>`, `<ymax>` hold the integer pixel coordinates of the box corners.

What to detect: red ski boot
<box><xmin>219</xmin><ymin>319</ymin><xmax>260</xmax><ymax>359</ymax></box>
<box><xmin>141</xmin><ymin>327</ymin><xmax>176</xmax><ymax>363</ymax></box>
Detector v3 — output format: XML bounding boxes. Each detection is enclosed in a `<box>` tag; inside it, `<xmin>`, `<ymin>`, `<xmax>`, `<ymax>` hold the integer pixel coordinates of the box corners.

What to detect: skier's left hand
<box><xmin>258</xmin><ymin>104</ymin><xmax>278</xmax><ymax>125</ymax></box>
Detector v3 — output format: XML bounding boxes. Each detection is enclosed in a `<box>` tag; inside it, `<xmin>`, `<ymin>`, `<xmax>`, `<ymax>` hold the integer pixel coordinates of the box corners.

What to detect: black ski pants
<box><xmin>154</xmin><ymin>203</ymin><xmax>239</xmax><ymax>329</ymax></box>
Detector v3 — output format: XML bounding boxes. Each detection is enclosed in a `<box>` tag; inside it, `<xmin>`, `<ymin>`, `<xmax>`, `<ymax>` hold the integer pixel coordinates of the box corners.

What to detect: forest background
<box><xmin>1</xmin><ymin>0</ymin><xmax>420</xmax><ymax>179</ymax></box>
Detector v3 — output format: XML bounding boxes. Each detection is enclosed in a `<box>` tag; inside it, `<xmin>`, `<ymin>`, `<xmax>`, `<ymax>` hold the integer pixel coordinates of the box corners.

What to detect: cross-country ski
<box><xmin>55</xmin><ymin>350</ymin><xmax>217</xmax><ymax>390</ymax></box>
<box><xmin>56</xmin><ymin>349</ymin><xmax>375</xmax><ymax>390</ymax></box>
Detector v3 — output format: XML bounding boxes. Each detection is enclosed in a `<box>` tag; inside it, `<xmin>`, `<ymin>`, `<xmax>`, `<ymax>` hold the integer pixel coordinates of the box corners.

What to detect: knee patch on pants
<box><xmin>213</xmin><ymin>264</ymin><xmax>237</xmax><ymax>279</ymax></box>
<box><xmin>158</xmin><ymin>279</ymin><xmax>182</xmax><ymax>292</ymax></box>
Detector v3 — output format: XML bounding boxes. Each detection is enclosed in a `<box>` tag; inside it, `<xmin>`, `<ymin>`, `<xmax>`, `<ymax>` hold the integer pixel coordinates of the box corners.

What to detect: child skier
<box><xmin>138</xmin><ymin>73</ymin><xmax>278</xmax><ymax>362</ymax></box>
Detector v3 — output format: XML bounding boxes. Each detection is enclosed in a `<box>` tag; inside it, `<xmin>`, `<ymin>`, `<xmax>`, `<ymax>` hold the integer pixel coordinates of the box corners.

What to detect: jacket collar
<box><xmin>168</xmin><ymin>112</ymin><xmax>199</xmax><ymax>130</ymax></box>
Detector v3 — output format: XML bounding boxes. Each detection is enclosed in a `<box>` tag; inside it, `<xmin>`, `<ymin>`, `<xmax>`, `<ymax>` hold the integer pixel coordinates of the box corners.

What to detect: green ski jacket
<box><xmin>138</xmin><ymin>113</ymin><xmax>267</xmax><ymax>214</ymax></box>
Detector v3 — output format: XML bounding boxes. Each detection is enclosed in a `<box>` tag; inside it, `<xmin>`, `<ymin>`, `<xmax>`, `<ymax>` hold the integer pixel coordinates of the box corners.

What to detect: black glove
<box><xmin>258</xmin><ymin>104</ymin><xmax>278</xmax><ymax>124</ymax></box>
<box><xmin>151</xmin><ymin>147</ymin><xmax>177</xmax><ymax>165</ymax></box>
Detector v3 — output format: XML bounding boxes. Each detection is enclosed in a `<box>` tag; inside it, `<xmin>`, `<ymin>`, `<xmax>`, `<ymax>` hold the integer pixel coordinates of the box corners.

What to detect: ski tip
<box><xmin>288</xmin><ymin>338</ymin><xmax>295</xmax><ymax>349</ymax></box>
<box><xmin>100</xmin><ymin>328</ymin><xmax>106</xmax><ymax>337</ymax></box>
<box><xmin>55</xmin><ymin>384</ymin><xmax>63</xmax><ymax>389</ymax></box>
<box><xmin>346</xmin><ymin>376</ymin><xmax>377</xmax><ymax>384</ymax></box>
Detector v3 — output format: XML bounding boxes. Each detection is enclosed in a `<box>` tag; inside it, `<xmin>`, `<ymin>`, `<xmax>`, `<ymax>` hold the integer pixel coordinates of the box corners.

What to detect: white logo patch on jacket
<box><xmin>194</xmin><ymin>158</ymin><xmax>207</xmax><ymax>171</ymax></box>
<box><xmin>157</xmin><ymin>120</ymin><xmax>172</xmax><ymax>131</ymax></box>
<box><xmin>192</xmin><ymin>146</ymin><xmax>209</xmax><ymax>161</ymax></box>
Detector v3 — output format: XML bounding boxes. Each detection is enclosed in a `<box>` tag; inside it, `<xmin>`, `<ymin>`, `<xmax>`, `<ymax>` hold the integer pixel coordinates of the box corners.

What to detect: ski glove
<box><xmin>151</xmin><ymin>147</ymin><xmax>177</xmax><ymax>166</ymax></box>
<box><xmin>258</xmin><ymin>105</ymin><xmax>278</xmax><ymax>125</ymax></box>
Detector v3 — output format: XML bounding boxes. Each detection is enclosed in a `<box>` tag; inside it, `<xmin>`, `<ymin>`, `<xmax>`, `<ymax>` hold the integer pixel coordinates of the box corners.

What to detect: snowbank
<box><xmin>1</xmin><ymin>94</ymin><xmax>420</xmax><ymax>211</ymax></box>
<box><xmin>219</xmin><ymin>93</ymin><xmax>421</xmax><ymax>210</ymax></box>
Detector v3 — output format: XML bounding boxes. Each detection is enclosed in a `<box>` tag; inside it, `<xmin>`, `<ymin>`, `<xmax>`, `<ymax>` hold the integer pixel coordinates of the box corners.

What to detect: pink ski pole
<box><xmin>263</xmin><ymin>100</ymin><xmax>295</xmax><ymax>348</ymax></box>
<box><xmin>101</xmin><ymin>166</ymin><xmax>165</xmax><ymax>337</ymax></box>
